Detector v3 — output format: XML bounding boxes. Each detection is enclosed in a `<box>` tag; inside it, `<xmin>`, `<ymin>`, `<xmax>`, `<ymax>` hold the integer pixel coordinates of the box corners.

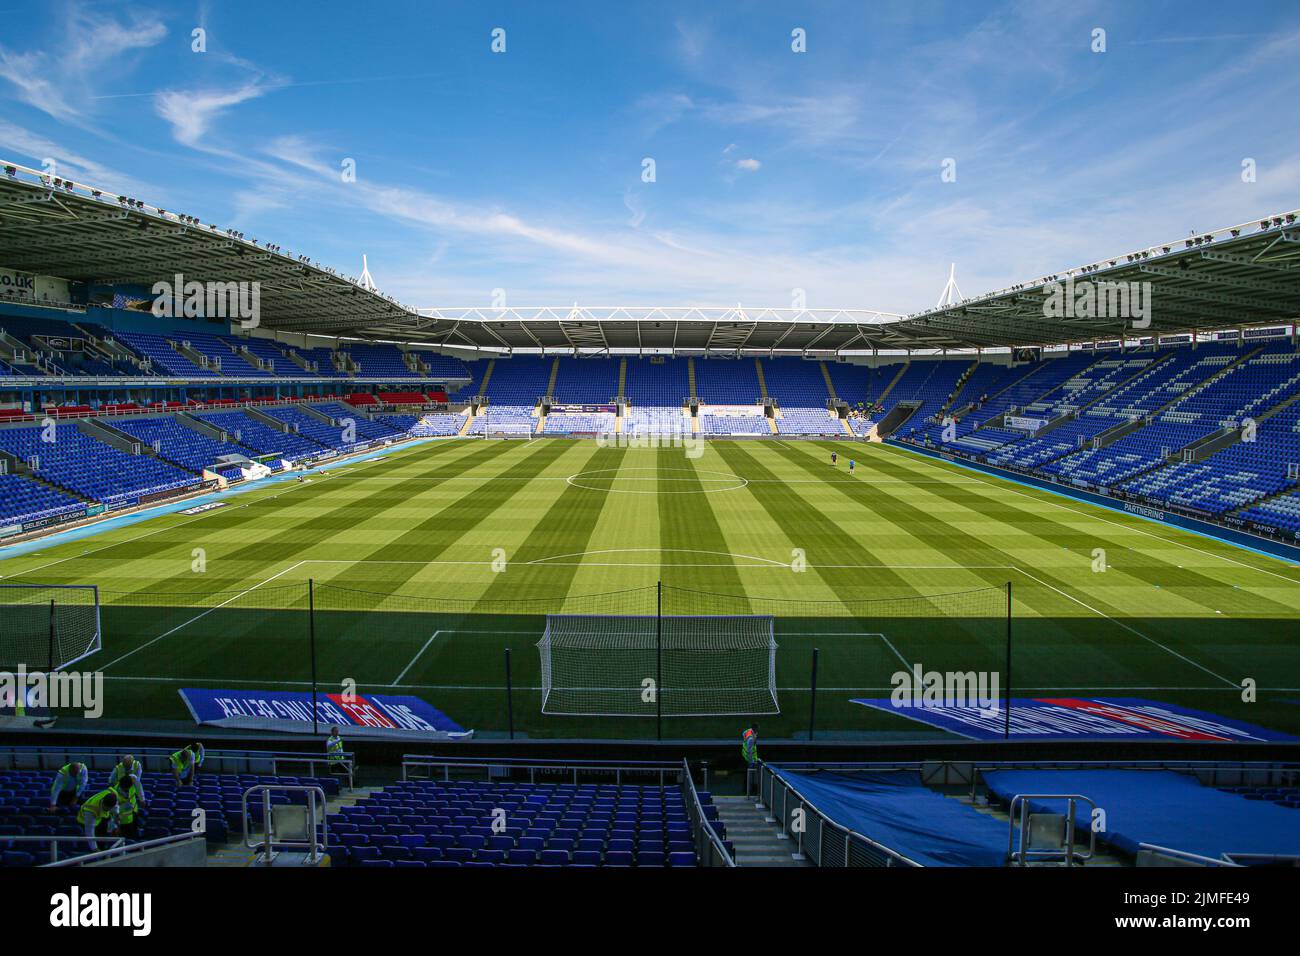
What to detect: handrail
<box><xmin>757</xmin><ymin>762</ymin><xmax>920</xmax><ymax>867</ymax></box>
<box><xmin>401</xmin><ymin>754</ymin><xmax>684</xmax><ymax>787</ymax></box>
<box><xmin>1007</xmin><ymin>793</ymin><xmax>1097</xmax><ymax>866</ymax></box>
<box><xmin>242</xmin><ymin>784</ymin><xmax>327</xmax><ymax>865</ymax></box>
<box><xmin>680</xmin><ymin>758</ymin><xmax>734</xmax><ymax>868</ymax></box>
<box><xmin>42</xmin><ymin>831</ymin><xmax>205</xmax><ymax>868</ymax></box>
<box><xmin>0</xmin><ymin>746</ymin><xmax>354</xmax><ymax>789</ymax></box>
<box><xmin>1137</xmin><ymin>843</ymin><xmax>1244</xmax><ymax>867</ymax></box>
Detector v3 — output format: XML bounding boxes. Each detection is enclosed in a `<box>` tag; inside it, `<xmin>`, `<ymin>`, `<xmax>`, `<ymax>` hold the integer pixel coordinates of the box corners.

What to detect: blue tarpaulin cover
<box><xmin>983</xmin><ymin>769</ymin><xmax>1300</xmax><ymax>860</ymax></box>
<box><xmin>771</xmin><ymin>767</ymin><xmax>1007</xmax><ymax>866</ymax></box>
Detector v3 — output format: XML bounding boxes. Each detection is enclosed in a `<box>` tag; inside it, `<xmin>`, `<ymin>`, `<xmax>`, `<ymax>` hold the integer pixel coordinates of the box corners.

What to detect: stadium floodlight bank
<box><xmin>0</xmin><ymin>584</ymin><xmax>101</xmax><ymax>671</ymax></box>
<box><xmin>538</xmin><ymin>613</ymin><xmax>778</xmax><ymax>716</ymax></box>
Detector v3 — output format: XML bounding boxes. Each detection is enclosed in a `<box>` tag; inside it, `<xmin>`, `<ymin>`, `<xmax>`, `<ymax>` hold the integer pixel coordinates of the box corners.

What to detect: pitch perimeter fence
<box><xmin>3</xmin><ymin>581</ymin><xmax>1012</xmax><ymax>739</ymax></box>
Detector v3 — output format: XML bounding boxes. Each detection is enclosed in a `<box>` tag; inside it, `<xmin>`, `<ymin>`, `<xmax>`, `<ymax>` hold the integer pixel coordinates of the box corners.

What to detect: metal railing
<box><xmin>680</xmin><ymin>759</ymin><xmax>734</xmax><ymax>868</ymax></box>
<box><xmin>0</xmin><ymin>745</ymin><xmax>354</xmax><ymax>789</ymax></box>
<box><xmin>755</xmin><ymin>761</ymin><xmax>920</xmax><ymax>867</ymax></box>
<box><xmin>1007</xmin><ymin>793</ymin><xmax>1097</xmax><ymax>866</ymax></box>
<box><xmin>1137</xmin><ymin>843</ymin><xmax>1243</xmax><ymax>867</ymax></box>
<box><xmin>401</xmin><ymin>755</ymin><xmax>687</xmax><ymax>788</ymax></box>
<box><xmin>43</xmin><ymin>831</ymin><xmax>205</xmax><ymax>868</ymax></box>
<box><xmin>242</xmin><ymin>784</ymin><xmax>327</xmax><ymax>866</ymax></box>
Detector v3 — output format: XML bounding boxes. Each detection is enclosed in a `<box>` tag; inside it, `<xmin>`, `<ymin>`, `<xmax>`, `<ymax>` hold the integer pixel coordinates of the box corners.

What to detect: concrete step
<box><xmin>713</xmin><ymin>796</ymin><xmax>809</xmax><ymax>867</ymax></box>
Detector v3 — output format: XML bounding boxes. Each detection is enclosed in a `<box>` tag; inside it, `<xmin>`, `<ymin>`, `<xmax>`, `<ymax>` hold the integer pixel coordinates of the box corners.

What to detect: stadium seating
<box><xmin>408</xmin><ymin>413</ymin><xmax>465</xmax><ymax>437</ymax></box>
<box><xmin>553</xmin><ymin>358</ymin><xmax>620</xmax><ymax>403</ymax></box>
<box><xmin>698</xmin><ymin>409</ymin><xmax>769</xmax><ymax>436</ymax></box>
<box><xmin>328</xmin><ymin>779</ymin><xmax>708</xmax><ymax>868</ymax></box>
<box><xmin>0</xmin><ymin>768</ymin><xmax>341</xmax><ymax>865</ymax></box>
<box><xmin>544</xmin><ymin>412</ymin><xmax>615</xmax><ymax>434</ymax></box>
<box><xmin>194</xmin><ymin>410</ymin><xmax>325</xmax><ymax>461</ymax></box>
<box><xmin>624</xmin><ymin>406</ymin><xmax>691</xmax><ymax>435</ymax></box>
<box><xmin>111</xmin><ymin>416</ymin><xmax>253</xmax><ymax>473</ymax></box>
<box><xmin>0</xmin><ymin>472</ymin><xmax>85</xmax><ymax>527</ymax></box>
<box><xmin>777</xmin><ymin>407</ymin><xmax>843</xmax><ymax>436</ymax></box>
<box><xmin>0</xmin><ymin>423</ymin><xmax>198</xmax><ymax>505</ymax></box>
<box><xmin>624</xmin><ymin>358</ymin><xmax>689</xmax><ymax>407</ymax></box>
<box><xmin>114</xmin><ymin>331</ymin><xmax>221</xmax><ymax>377</ymax></box>
<box><xmin>469</xmin><ymin>405</ymin><xmax>535</xmax><ymax>434</ymax></box>
<box><xmin>694</xmin><ymin>358</ymin><xmax>760</xmax><ymax>404</ymax></box>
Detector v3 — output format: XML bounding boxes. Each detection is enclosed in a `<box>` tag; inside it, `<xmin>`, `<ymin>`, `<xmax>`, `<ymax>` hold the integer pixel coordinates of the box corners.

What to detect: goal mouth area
<box><xmin>0</xmin><ymin>583</ymin><xmax>103</xmax><ymax>673</ymax></box>
<box><xmin>537</xmin><ymin>612</ymin><xmax>779</xmax><ymax>718</ymax></box>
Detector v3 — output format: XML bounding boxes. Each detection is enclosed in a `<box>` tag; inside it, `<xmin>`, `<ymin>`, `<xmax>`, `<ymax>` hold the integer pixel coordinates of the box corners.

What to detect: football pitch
<box><xmin>3</xmin><ymin>436</ymin><xmax>1299</xmax><ymax>741</ymax></box>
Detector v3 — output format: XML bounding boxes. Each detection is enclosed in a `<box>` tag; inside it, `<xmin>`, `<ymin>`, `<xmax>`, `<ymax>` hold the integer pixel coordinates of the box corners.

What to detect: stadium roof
<box><xmin>2</xmin><ymin>159</ymin><xmax>1298</xmax><ymax>354</ymax></box>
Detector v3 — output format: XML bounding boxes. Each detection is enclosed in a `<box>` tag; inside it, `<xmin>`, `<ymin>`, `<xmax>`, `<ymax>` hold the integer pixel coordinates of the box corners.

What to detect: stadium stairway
<box><xmin>819</xmin><ymin>360</ymin><xmax>837</xmax><ymax>402</ymax></box>
<box><xmin>874</xmin><ymin>361</ymin><xmax>910</xmax><ymax>406</ymax></box>
<box><xmin>712</xmin><ymin>795</ymin><xmax>808</xmax><ymax>867</ymax></box>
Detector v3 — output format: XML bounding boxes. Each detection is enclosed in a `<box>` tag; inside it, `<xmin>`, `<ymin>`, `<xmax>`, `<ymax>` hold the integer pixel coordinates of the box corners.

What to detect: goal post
<box><xmin>0</xmin><ymin>584</ymin><xmax>101</xmax><ymax>672</ymax></box>
<box><xmin>538</xmin><ymin>613</ymin><xmax>779</xmax><ymax>717</ymax></box>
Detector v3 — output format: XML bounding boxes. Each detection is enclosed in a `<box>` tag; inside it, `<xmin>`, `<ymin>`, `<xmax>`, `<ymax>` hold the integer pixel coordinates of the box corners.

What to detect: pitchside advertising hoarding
<box><xmin>852</xmin><ymin>696</ymin><xmax>1295</xmax><ymax>741</ymax></box>
<box><xmin>179</xmin><ymin>688</ymin><xmax>473</xmax><ymax>739</ymax></box>
<box><xmin>549</xmin><ymin>403</ymin><xmax>616</xmax><ymax>413</ymax></box>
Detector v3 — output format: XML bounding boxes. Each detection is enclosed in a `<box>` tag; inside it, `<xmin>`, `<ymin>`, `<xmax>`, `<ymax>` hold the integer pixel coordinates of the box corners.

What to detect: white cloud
<box><xmin>0</xmin><ymin>5</ymin><xmax>166</xmax><ymax>120</ymax></box>
<box><xmin>155</xmin><ymin>81</ymin><xmax>269</xmax><ymax>147</ymax></box>
<box><xmin>734</xmin><ymin>157</ymin><xmax>761</xmax><ymax>172</ymax></box>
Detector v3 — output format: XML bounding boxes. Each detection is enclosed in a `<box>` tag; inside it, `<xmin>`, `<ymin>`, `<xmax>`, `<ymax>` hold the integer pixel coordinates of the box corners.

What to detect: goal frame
<box><xmin>537</xmin><ymin>612</ymin><xmax>779</xmax><ymax>718</ymax></box>
<box><xmin>0</xmin><ymin>583</ymin><xmax>102</xmax><ymax>672</ymax></box>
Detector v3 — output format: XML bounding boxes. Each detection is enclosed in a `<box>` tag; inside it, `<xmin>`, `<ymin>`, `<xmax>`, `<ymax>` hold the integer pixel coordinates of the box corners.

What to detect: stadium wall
<box><xmin>886</xmin><ymin>438</ymin><xmax>1300</xmax><ymax>563</ymax></box>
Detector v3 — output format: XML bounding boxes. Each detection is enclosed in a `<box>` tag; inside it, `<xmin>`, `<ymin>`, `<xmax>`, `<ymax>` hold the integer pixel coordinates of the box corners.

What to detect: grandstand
<box><xmin>0</xmin><ymin>163</ymin><xmax>1298</xmax><ymax>887</ymax></box>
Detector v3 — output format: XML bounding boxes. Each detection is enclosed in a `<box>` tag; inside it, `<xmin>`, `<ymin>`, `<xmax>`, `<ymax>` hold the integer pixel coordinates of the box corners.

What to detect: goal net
<box><xmin>0</xmin><ymin>584</ymin><xmax>101</xmax><ymax>671</ymax></box>
<box><xmin>538</xmin><ymin>613</ymin><xmax>778</xmax><ymax>716</ymax></box>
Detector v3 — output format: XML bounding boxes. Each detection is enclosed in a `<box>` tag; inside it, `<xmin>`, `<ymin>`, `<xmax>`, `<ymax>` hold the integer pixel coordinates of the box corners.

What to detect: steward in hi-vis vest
<box><xmin>741</xmin><ymin>724</ymin><xmax>759</xmax><ymax>765</ymax></box>
<box><xmin>49</xmin><ymin>762</ymin><xmax>88</xmax><ymax>811</ymax></box>
<box><xmin>326</xmin><ymin>728</ymin><xmax>348</xmax><ymax>774</ymax></box>
<box><xmin>170</xmin><ymin>743</ymin><xmax>205</xmax><ymax>785</ymax></box>
<box><xmin>112</xmin><ymin>774</ymin><xmax>145</xmax><ymax>840</ymax></box>
<box><xmin>109</xmin><ymin>755</ymin><xmax>146</xmax><ymax>804</ymax></box>
<box><xmin>77</xmin><ymin>788</ymin><xmax>120</xmax><ymax>851</ymax></box>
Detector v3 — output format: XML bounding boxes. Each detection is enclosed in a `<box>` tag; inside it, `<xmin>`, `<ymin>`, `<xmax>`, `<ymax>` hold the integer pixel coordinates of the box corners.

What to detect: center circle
<box><xmin>565</xmin><ymin>467</ymin><xmax>749</xmax><ymax>494</ymax></box>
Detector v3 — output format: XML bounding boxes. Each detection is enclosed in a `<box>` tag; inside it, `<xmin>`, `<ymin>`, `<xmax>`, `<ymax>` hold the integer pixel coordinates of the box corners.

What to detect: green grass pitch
<box><xmin>3</xmin><ymin>436</ymin><xmax>1298</xmax><ymax>740</ymax></box>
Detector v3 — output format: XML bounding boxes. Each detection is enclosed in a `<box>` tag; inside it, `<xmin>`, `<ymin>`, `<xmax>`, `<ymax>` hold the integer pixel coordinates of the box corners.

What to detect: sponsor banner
<box><xmin>137</xmin><ymin>482</ymin><xmax>204</xmax><ymax>506</ymax></box>
<box><xmin>0</xmin><ymin>523</ymin><xmax>22</xmax><ymax>539</ymax></box>
<box><xmin>1003</xmin><ymin>415</ymin><xmax>1048</xmax><ymax>431</ymax></box>
<box><xmin>178</xmin><ymin>501</ymin><xmax>227</xmax><ymax>516</ymax></box>
<box><xmin>851</xmin><ymin>697</ymin><xmax>1295</xmax><ymax>741</ymax></box>
<box><xmin>84</xmin><ymin>504</ymin><xmax>105</xmax><ymax>517</ymax></box>
<box><xmin>179</xmin><ymin>688</ymin><xmax>472</xmax><ymax>739</ymax></box>
<box><xmin>549</xmin><ymin>403</ymin><xmax>615</xmax><ymax>413</ymax></box>
<box><xmin>0</xmin><ymin>267</ymin><xmax>35</xmax><ymax>300</ymax></box>
<box><xmin>19</xmin><ymin>510</ymin><xmax>84</xmax><ymax>533</ymax></box>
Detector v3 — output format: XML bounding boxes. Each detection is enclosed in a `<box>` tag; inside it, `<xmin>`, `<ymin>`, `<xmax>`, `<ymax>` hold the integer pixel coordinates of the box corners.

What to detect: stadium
<box><xmin>1</xmin><ymin>1</ymin><xmax>1298</xmax><ymax>930</ymax></box>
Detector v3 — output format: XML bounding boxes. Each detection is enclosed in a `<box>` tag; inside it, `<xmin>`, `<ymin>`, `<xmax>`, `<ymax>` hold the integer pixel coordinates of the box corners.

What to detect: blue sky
<box><xmin>1</xmin><ymin>0</ymin><xmax>1298</xmax><ymax>314</ymax></box>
